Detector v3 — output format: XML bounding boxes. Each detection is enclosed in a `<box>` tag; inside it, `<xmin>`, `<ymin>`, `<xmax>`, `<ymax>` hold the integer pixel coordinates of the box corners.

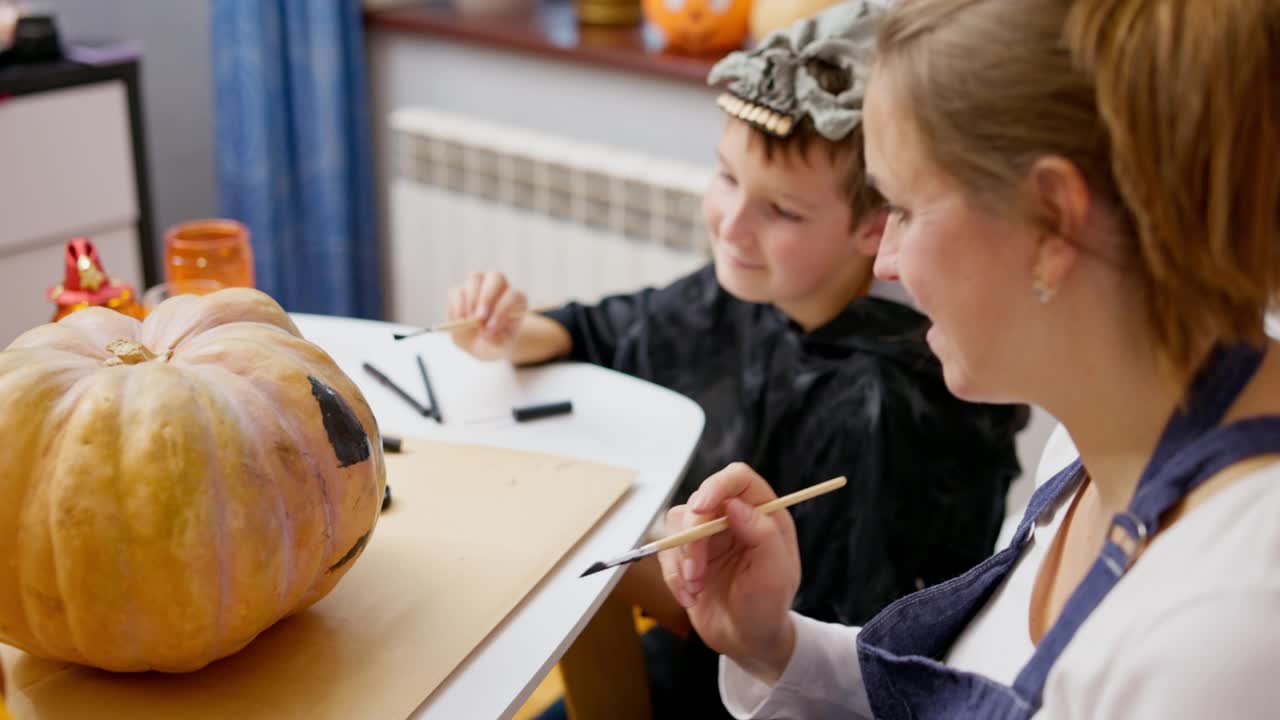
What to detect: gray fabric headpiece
<box><xmin>708</xmin><ymin>1</ymin><xmax>887</xmax><ymax>140</ymax></box>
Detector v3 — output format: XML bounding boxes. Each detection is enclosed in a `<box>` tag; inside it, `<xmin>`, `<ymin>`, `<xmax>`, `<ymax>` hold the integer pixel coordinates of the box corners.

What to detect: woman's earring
<box><xmin>1033</xmin><ymin>278</ymin><xmax>1056</xmax><ymax>304</ymax></box>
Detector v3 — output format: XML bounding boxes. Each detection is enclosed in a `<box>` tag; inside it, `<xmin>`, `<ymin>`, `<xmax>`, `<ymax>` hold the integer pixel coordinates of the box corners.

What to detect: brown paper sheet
<box><xmin>1</xmin><ymin>438</ymin><xmax>633</xmax><ymax>719</ymax></box>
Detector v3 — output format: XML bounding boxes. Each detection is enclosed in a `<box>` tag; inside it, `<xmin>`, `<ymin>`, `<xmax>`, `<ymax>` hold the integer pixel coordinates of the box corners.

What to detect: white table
<box><xmin>291</xmin><ymin>314</ymin><xmax>706</xmax><ymax>720</ymax></box>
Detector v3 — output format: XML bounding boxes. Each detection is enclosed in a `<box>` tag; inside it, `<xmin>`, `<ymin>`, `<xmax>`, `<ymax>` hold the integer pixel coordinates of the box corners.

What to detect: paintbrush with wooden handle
<box><xmin>393</xmin><ymin>304</ymin><xmax>561</xmax><ymax>340</ymax></box>
<box><xmin>579</xmin><ymin>476</ymin><xmax>847</xmax><ymax>578</ymax></box>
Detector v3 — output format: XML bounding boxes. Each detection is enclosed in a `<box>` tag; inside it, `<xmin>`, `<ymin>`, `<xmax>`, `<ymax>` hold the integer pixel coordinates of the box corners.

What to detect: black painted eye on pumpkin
<box><xmin>308</xmin><ymin>375</ymin><xmax>372</xmax><ymax>468</ymax></box>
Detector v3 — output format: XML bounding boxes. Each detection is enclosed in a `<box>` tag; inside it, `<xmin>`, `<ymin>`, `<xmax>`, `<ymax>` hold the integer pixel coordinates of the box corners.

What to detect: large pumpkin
<box><xmin>643</xmin><ymin>0</ymin><xmax>750</xmax><ymax>55</ymax></box>
<box><xmin>0</xmin><ymin>288</ymin><xmax>385</xmax><ymax>673</ymax></box>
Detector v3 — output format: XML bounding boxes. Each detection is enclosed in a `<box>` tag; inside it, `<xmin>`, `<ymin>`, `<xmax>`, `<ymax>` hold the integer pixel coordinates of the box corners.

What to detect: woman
<box><xmin>660</xmin><ymin>0</ymin><xmax>1280</xmax><ymax>717</ymax></box>
<box><xmin>446</xmin><ymin>5</ymin><xmax>1027</xmax><ymax>717</ymax></box>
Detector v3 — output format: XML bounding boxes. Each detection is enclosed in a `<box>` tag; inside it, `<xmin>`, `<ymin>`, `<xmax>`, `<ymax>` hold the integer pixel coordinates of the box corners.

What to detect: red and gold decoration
<box><xmin>643</xmin><ymin>0</ymin><xmax>751</xmax><ymax>55</ymax></box>
<box><xmin>47</xmin><ymin>237</ymin><xmax>145</xmax><ymax>322</ymax></box>
<box><xmin>0</xmin><ymin>287</ymin><xmax>385</xmax><ymax>672</ymax></box>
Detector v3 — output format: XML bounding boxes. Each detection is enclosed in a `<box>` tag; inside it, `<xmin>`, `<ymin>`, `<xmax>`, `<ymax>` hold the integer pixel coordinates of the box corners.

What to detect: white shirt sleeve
<box><xmin>718</xmin><ymin>612</ymin><xmax>872</xmax><ymax>719</ymax></box>
<box><xmin>1043</xmin><ymin>589</ymin><xmax>1280</xmax><ymax>719</ymax></box>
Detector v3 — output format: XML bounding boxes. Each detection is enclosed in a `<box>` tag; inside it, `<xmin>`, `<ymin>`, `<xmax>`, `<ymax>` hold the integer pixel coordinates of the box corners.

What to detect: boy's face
<box><xmin>704</xmin><ymin>118</ymin><xmax>873</xmax><ymax>306</ymax></box>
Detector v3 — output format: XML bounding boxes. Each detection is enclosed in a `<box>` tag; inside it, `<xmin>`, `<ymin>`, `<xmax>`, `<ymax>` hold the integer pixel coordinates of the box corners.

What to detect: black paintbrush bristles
<box><xmin>393</xmin><ymin>328</ymin><xmax>429</xmax><ymax>341</ymax></box>
<box><xmin>579</xmin><ymin>551</ymin><xmax>647</xmax><ymax>578</ymax></box>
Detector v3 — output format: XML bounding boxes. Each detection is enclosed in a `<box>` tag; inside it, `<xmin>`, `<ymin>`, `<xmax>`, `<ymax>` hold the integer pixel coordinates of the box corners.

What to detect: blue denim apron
<box><xmin>856</xmin><ymin>343</ymin><xmax>1280</xmax><ymax>719</ymax></box>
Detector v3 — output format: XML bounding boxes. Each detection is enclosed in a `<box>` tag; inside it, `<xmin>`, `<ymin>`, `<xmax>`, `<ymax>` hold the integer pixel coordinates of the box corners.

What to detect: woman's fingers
<box><xmin>659</xmin><ymin>505</ymin><xmax>697</xmax><ymax>607</ymax></box>
<box><xmin>724</xmin><ymin>497</ymin><xmax>776</xmax><ymax>548</ymax></box>
<box><xmin>660</xmin><ymin>464</ymin><xmax>790</xmax><ymax>608</ymax></box>
<box><xmin>680</xmin><ymin>464</ymin><xmax>786</xmax><ymax>590</ymax></box>
<box><xmin>680</xmin><ymin>505</ymin><xmax>730</xmax><ymax>595</ymax></box>
<box><xmin>688</xmin><ymin>462</ymin><xmax>779</xmax><ymax>515</ymax></box>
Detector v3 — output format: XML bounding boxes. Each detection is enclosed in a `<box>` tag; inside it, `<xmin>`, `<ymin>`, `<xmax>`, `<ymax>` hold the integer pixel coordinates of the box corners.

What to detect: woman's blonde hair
<box><xmin>876</xmin><ymin>0</ymin><xmax>1280</xmax><ymax>374</ymax></box>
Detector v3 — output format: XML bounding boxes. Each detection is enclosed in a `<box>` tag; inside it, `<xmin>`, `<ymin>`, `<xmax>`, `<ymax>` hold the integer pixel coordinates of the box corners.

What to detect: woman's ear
<box><xmin>1027</xmin><ymin>156</ymin><xmax>1091</xmax><ymax>246</ymax></box>
<box><xmin>1026</xmin><ymin>156</ymin><xmax>1090</xmax><ymax>292</ymax></box>
<box><xmin>853</xmin><ymin>207</ymin><xmax>888</xmax><ymax>257</ymax></box>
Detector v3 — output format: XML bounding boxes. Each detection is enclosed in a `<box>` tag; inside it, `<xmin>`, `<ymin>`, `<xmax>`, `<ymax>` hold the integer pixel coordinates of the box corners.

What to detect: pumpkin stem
<box><xmin>105</xmin><ymin>338</ymin><xmax>169</xmax><ymax>366</ymax></box>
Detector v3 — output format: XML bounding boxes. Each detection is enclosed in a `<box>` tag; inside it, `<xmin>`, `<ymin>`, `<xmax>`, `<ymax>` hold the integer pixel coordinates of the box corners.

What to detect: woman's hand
<box><xmin>657</xmin><ymin>462</ymin><xmax>802</xmax><ymax>686</ymax></box>
<box><xmin>446</xmin><ymin>271</ymin><xmax>529</xmax><ymax>361</ymax></box>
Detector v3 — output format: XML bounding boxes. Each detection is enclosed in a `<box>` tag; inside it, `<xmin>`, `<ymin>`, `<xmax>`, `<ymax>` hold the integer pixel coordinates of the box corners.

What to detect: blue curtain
<box><xmin>211</xmin><ymin>0</ymin><xmax>380</xmax><ymax>318</ymax></box>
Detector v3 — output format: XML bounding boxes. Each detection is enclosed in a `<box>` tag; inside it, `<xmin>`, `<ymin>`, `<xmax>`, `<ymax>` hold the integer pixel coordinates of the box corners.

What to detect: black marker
<box><xmin>512</xmin><ymin>400</ymin><xmax>573</xmax><ymax>422</ymax></box>
<box><xmin>362</xmin><ymin>362</ymin><xmax>432</xmax><ymax>418</ymax></box>
<box><xmin>416</xmin><ymin>354</ymin><xmax>443</xmax><ymax>423</ymax></box>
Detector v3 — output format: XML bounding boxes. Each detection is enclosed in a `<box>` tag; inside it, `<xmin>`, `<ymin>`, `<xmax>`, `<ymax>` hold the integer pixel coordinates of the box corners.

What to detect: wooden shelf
<box><xmin>363</xmin><ymin>0</ymin><xmax>722</xmax><ymax>85</ymax></box>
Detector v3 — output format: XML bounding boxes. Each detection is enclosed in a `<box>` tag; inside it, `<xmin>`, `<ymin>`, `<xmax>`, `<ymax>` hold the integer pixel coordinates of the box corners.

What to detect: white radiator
<box><xmin>388</xmin><ymin>108</ymin><xmax>714</xmax><ymax>328</ymax></box>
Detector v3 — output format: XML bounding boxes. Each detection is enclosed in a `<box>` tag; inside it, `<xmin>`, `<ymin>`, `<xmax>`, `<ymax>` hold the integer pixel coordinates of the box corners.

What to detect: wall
<box><xmin>366</xmin><ymin>31</ymin><xmax>724</xmax><ymax>166</ymax></box>
<box><xmin>365</xmin><ymin>30</ymin><xmax>725</xmax><ymax>300</ymax></box>
<box><xmin>49</xmin><ymin>0</ymin><xmax>218</xmax><ymax>263</ymax></box>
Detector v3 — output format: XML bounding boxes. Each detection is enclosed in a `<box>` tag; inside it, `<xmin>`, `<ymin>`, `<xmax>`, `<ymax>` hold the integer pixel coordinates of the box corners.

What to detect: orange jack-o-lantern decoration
<box><xmin>643</xmin><ymin>0</ymin><xmax>751</xmax><ymax>55</ymax></box>
<box><xmin>749</xmin><ymin>0</ymin><xmax>844</xmax><ymax>42</ymax></box>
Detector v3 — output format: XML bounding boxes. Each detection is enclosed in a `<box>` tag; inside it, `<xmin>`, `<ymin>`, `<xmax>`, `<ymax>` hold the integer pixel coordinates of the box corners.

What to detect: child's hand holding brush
<box><xmin>444</xmin><ymin>271</ymin><xmax>569</xmax><ymax>365</ymax></box>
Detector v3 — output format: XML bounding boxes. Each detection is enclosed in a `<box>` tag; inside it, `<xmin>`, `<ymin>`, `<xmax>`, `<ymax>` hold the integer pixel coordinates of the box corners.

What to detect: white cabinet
<box><xmin>0</xmin><ymin>63</ymin><xmax>151</xmax><ymax>346</ymax></box>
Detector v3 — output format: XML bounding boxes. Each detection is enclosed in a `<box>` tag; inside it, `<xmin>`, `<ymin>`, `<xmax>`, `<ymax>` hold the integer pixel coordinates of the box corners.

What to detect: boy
<box><xmin>447</xmin><ymin>3</ymin><xmax>1026</xmax><ymax>715</ymax></box>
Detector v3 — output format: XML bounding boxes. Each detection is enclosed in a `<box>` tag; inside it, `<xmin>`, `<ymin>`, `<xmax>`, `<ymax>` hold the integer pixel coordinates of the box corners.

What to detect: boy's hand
<box><xmin>447</xmin><ymin>271</ymin><xmax>529</xmax><ymax>361</ymax></box>
<box><xmin>657</xmin><ymin>463</ymin><xmax>801</xmax><ymax>687</ymax></box>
